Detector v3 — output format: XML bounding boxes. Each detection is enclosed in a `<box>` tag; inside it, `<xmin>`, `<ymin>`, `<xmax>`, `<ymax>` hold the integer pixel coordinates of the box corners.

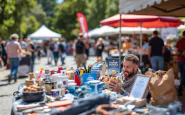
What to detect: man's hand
<box><xmin>109</xmin><ymin>80</ymin><xmax>123</xmax><ymax>94</ymax></box>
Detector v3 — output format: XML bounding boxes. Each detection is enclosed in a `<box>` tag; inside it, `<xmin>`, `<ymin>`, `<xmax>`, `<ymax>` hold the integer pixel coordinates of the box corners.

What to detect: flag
<box><xmin>76</xmin><ymin>12</ymin><xmax>89</xmax><ymax>41</ymax></box>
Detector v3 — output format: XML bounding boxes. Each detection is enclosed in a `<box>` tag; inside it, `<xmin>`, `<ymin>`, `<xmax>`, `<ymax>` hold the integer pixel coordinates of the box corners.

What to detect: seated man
<box><xmin>109</xmin><ymin>54</ymin><xmax>141</xmax><ymax>96</ymax></box>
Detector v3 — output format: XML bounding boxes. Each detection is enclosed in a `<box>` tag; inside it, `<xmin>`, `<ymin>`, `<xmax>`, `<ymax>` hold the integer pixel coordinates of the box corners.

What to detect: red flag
<box><xmin>76</xmin><ymin>12</ymin><xmax>89</xmax><ymax>41</ymax></box>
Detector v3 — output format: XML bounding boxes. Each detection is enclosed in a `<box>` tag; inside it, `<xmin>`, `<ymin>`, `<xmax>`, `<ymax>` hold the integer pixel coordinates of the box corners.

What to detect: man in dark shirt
<box><xmin>148</xmin><ymin>31</ymin><xmax>165</xmax><ymax>71</ymax></box>
<box><xmin>75</xmin><ymin>33</ymin><xmax>89</xmax><ymax>68</ymax></box>
<box><xmin>59</xmin><ymin>38</ymin><xmax>66</xmax><ymax>65</ymax></box>
<box><xmin>176</xmin><ymin>31</ymin><xmax>185</xmax><ymax>96</ymax></box>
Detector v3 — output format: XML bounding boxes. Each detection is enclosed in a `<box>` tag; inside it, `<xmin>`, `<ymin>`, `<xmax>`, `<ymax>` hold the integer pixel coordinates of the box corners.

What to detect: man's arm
<box><xmin>162</xmin><ymin>46</ymin><xmax>165</xmax><ymax>55</ymax></box>
<box><xmin>162</xmin><ymin>39</ymin><xmax>165</xmax><ymax>55</ymax></box>
<box><xmin>18</xmin><ymin>43</ymin><xmax>22</xmax><ymax>53</ymax></box>
<box><xmin>83</xmin><ymin>42</ymin><xmax>89</xmax><ymax>49</ymax></box>
<box><xmin>175</xmin><ymin>42</ymin><xmax>180</xmax><ymax>55</ymax></box>
<box><xmin>148</xmin><ymin>46</ymin><xmax>151</xmax><ymax>59</ymax></box>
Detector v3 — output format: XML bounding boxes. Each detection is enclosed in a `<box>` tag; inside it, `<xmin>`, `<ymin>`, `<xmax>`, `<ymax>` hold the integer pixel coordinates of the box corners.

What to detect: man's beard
<box><xmin>124</xmin><ymin>68</ymin><xmax>136</xmax><ymax>80</ymax></box>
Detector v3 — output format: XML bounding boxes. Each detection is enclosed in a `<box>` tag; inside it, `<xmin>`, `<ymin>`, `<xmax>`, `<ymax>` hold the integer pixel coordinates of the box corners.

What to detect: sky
<box><xmin>56</xmin><ymin>0</ymin><xmax>64</xmax><ymax>4</ymax></box>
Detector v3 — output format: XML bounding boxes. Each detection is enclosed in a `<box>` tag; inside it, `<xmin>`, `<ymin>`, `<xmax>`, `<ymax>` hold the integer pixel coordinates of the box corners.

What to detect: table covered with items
<box><xmin>11</xmin><ymin>60</ymin><xmax>184</xmax><ymax>115</ymax></box>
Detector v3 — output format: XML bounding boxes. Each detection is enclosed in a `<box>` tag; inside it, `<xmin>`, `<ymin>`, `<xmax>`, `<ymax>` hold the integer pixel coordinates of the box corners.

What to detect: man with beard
<box><xmin>109</xmin><ymin>54</ymin><xmax>141</xmax><ymax>95</ymax></box>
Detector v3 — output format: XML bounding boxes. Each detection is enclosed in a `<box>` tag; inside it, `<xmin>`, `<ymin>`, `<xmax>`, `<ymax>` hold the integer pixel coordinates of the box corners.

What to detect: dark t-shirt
<box><xmin>59</xmin><ymin>43</ymin><xmax>66</xmax><ymax>53</ymax></box>
<box><xmin>76</xmin><ymin>41</ymin><xmax>85</xmax><ymax>54</ymax></box>
<box><xmin>149</xmin><ymin>37</ymin><xmax>164</xmax><ymax>57</ymax></box>
<box><xmin>176</xmin><ymin>38</ymin><xmax>185</xmax><ymax>62</ymax></box>
<box><xmin>96</xmin><ymin>44</ymin><xmax>104</xmax><ymax>56</ymax></box>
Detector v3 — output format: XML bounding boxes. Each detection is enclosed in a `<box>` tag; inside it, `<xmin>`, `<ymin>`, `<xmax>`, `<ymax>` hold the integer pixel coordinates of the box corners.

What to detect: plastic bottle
<box><xmin>45</xmin><ymin>66</ymin><xmax>50</xmax><ymax>75</ymax></box>
<box><xmin>50</xmin><ymin>70</ymin><xmax>55</xmax><ymax>75</ymax></box>
<box><xmin>74</xmin><ymin>74</ymin><xmax>81</xmax><ymax>86</ymax></box>
<box><xmin>80</xmin><ymin>70</ymin><xmax>84</xmax><ymax>76</ymax></box>
<box><xmin>57</xmin><ymin>66</ymin><xmax>63</xmax><ymax>73</ymax></box>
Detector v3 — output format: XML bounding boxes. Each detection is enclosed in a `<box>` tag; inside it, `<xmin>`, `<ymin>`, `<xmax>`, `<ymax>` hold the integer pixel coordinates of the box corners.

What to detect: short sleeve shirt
<box><xmin>75</xmin><ymin>41</ymin><xmax>85</xmax><ymax>54</ymax></box>
<box><xmin>149</xmin><ymin>37</ymin><xmax>164</xmax><ymax>57</ymax></box>
<box><xmin>6</xmin><ymin>41</ymin><xmax>21</xmax><ymax>58</ymax></box>
<box><xmin>176</xmin><ymin>38</ymin><xmax>185</xmax><ymax>62</ymax></box>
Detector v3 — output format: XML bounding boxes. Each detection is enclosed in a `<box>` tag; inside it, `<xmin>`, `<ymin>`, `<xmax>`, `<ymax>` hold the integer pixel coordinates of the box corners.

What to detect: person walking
<box><xmin>75</xmin><ymin>33</ymin><xmax>89</xmax><ymax>68</ymax></box>
<box><xmin>96</xmin><ymin>38</ymin><xmax>104</xmax><ymax>59</ymax></box>
<box><xmin>176</xmin><ymin>31</ymin><xmax>185</xmax><ymax>96</ymax></box>
<box><xmin>148</xmin><ymin>31</ymin><xmax>165</xmax><ymax>71</ymax></box>
<box><xmin>59</xmin><ymin>38</ymin><xmax>66</xmax><ymax>65</ymax></box>
<box><xmin>47</xmin><ymin>40</ymin><xmax>54</xmax><ymax>65</ymax></box>
<box><xmin>6</xmin><ymin>34</ymin><xmax>22</xmax><ymax>83</ymax></box>
<box><xmin>26</xmin><ymin>38</ymin><xmax>36</xmax><ymax>72</ymax></box>
<box><xmin>52</xmin><ymin>38</ymin><xmax>59</xmax><ymax>66</ymax></box>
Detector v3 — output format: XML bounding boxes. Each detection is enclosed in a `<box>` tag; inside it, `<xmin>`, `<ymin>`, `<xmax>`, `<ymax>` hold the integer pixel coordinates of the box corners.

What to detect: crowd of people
<box><xmin>0</xmin><ymin>31</ymin><xmax>184</xmax><ymax>95</ymax></box>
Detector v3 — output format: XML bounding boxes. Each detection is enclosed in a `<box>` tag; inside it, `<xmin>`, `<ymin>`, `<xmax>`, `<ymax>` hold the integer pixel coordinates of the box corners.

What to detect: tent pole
<box><xmin>119</xmin><ymin>14</ymin><xmax>122</xmax><ymax>72</ymax></box>
<box><xmin>139</xmin><ymin>22</ymin><xmax>143</xmax><ymax>67</ymax></box>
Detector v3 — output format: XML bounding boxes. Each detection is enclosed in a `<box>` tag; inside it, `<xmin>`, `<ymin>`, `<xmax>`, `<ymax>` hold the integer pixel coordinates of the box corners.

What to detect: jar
<box><xmin>51</xmin><ymin>74</ymin><xmax>60</xmax><ymax>82</ymax></box>
<box><xmin>45</xmin><ymin>82</ymin><xmax>57</xmax><ymax>94</ymax></box>
<box><xmin>66</xmin><ymin>71</ymin><xmax>74</xmax><ymax>80</ymax></box>
<box><xmin>58</xmin><ymin>76</ymin><xmax>68</xmax><ymax>87</ymax></box>
<box><xmin>68</xmin><ymin>83</ymin><xmax>76</xmax><ymax>94</ymax></box>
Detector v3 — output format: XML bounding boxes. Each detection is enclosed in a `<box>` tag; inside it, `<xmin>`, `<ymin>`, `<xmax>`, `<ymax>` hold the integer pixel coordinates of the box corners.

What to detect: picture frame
<box><xmin>129</xmin><ymin>74</ymin><xmax>151</xmax><ymax>99</ymax></box>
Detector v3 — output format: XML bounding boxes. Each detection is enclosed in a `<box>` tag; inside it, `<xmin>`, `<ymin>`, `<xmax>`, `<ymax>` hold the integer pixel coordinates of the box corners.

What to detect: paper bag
<box><xmin>145</xmin><ymin>69</ymin><xmax>177</xmax><ymax>106</ymax></box>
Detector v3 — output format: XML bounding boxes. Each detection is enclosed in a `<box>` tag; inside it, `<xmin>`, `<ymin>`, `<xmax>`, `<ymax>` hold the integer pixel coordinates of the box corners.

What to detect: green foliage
<box><xmin>0</xmin><ymin>0</ymin><xmax>119</xmax><ymax>39</ymax></box>
<box><xmin>52</xmin><ymin>0</ymin><xmax>119</xmax><ymax>39</ymax></box>
<box><xmin>85</xmin><ymin>0</ymin><xmax>119</xmax><ymax>29</ymax></box>
<box><xmin>0</xmin><ymin>0</ymin><xmax>37</xmax><ymax>38</ymax></box>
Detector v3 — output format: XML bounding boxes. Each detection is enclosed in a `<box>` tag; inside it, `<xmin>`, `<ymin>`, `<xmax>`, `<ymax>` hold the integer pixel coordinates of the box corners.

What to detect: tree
<box><xmin>52</xmin><ymin>0</ymin><xmax>87</xmax><ymax>39</ymax></box>
<box><xmin>0</xmin><ymin>0</ymin><xmax>36</xmax><ymax>38</ymax></box>
<box><xmin>52</xmin><ymin>0</ymin><xmax>118</xmax><ymax>39</ymax></box>
<box><xmin>85</xmin><ymin>0</ymin><xmax>119</xmax><ymax>29</ymax></box>
<box><xmin>21</xmin><ymin>3</ymin><xmax>46</xmax><ymax>37</ymax></box>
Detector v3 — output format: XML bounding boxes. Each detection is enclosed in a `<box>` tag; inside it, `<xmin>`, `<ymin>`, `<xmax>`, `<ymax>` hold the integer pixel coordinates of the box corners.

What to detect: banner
<box><xmin>106</xmin><ymin>58</ymin><xmax>120</xmax><ymax>77</ymax></box>
<box><xmin>161</xmin><ymin>27</ymin><xmax>178</xmax><ymax>41</ymax></box>
<box><xmin>76</xmin><ymin>12</ymin><xmax>89</xmax><ymax>41</ymax></box>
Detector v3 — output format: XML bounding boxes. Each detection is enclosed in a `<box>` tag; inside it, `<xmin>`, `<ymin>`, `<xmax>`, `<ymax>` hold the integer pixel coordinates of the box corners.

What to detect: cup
<box><xmin>51</xmin><ymin>89</ymin><xmax>61</xmax><ymax>98</ymax></box>
<box><xmin>66</xmin><ymin>71</ymin><xmax>74</xmax><ymax>80</ymax></box>
<box><xmin>60</xmin><ymin>70</ymin><xmax>66</xmax><ymax>76</ymax></box>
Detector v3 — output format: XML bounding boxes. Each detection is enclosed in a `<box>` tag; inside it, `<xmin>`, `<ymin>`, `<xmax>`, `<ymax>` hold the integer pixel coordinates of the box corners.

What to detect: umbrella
<box><xmin>100</xmin><ymin>14</ymin><xmax>183</xmax><ymax>66</ymax></box>
<box><xmin>100</xmin><ymin>14</ymin><xmax>184</xmax><ymax>28</ymax></box>
<box><xmin>119</xmin><ymin>0</ymin><xmax>185</xmax><ymax>17</ymax></box>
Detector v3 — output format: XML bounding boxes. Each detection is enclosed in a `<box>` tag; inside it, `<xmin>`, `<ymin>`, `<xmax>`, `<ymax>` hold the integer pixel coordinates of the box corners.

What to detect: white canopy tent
<box><xmin>88</xmin><ymin>28</ymin><xmax>102</xmax><ymax>37</ymax></box>
<box><xmin>28</xmin><ymin>25</ymin><xmax>61</xmax><ymax>40</ymax></box>
<box><xmin>98</xmin><ymin>26</ymin><xmax>117</xmax><ymax>36</ymax></box>
<box><xmin>115</xmin><ymin>27</ymin><xmax>156</xmax><ymax>34</ymax></box>
<box><xmin>88</xmin><ymin>26</ymin><xmax>117</xmax><ymax>37</ymax></box>
<box><xmin>88</xmin><ymin>26</ymin><xmax>155</xmax><ymax>37</ymax></box>
<box><xmin>177</xmin><ymin>25</ymin><xmax>185</xmax><ymax>31</ymax></box>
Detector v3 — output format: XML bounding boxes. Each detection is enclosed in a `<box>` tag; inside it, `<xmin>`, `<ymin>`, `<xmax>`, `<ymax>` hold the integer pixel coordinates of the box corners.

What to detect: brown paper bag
<box><xmin>145</xmin><ymin>69</ymin><xmax>177</xmax><ymax>106</ymax></box>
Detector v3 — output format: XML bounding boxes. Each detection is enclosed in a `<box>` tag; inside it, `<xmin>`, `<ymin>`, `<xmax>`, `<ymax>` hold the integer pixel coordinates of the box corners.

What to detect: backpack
<box><xmin>59</xmin><ymin>43</ymin><xmax>65</xmax><ymax>52</ymax></box>
<box><xmin>49</xmin><ymin>44</ymin><xmax>54</xmax><ymax>51</ymax></box>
